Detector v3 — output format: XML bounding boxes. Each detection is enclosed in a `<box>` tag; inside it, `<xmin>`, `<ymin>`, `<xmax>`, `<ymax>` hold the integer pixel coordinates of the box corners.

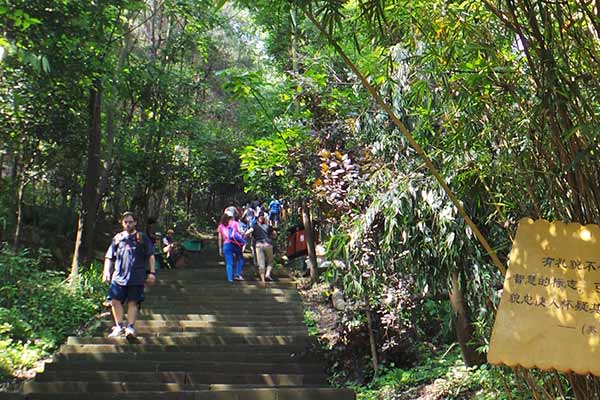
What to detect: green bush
<box><xmin>304</xmin><ymin>309</ymin><xmax>320</xmax><ymax>336</ymax></box>
<box><xmin>0</xmin><ymin>245</ymin><xmax>105</xmax><ymax>378</ymax></box>
<box><xmin>351</xmin><ymin>344</ymin><xmax>528</xmax><ymax>400</ymax></box>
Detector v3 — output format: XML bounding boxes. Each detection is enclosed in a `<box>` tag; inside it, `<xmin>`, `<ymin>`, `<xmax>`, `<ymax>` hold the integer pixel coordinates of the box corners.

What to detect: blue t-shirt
<box><xmin>269</xmin><ymin>200</ymin><xmax>281</xmax><ymax>213</ymax></box>
<box><xmin>105</xmin><ymin>231</ymin><xmax>154</xmax><ymax>286</ymax></box>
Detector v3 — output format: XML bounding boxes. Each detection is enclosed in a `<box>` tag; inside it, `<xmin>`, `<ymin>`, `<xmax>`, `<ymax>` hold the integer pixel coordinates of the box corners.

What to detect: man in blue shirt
<box><xmin>268</xmin><ymin>198</ymin><xmax>282</xmax><ymax>227</ymax></box>
<box><xmin>103</xmin><ymin>211</ymin><xmax>156</xmax><ymax>339</ymax></box>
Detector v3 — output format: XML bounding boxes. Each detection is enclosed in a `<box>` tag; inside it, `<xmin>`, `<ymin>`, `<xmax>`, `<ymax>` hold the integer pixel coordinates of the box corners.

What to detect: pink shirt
<box><xmin>217</xmin><ymin>220</ymin><xmax>240</xmax><ymax>244</ymax></box>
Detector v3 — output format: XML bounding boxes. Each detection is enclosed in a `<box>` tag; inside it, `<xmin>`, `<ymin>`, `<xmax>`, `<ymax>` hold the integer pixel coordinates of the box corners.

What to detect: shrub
<box><xmin>0</xmin><ymin>244</ymin><xmax>105</xmax><ymax>378</ymax></box>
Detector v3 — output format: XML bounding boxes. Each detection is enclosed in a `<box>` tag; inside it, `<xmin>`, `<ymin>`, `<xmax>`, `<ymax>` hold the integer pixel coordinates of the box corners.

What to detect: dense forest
<box><xmin>2</xmin><ymin>0</ymin><xmax>600</xmax><ymax>398</ymax></box>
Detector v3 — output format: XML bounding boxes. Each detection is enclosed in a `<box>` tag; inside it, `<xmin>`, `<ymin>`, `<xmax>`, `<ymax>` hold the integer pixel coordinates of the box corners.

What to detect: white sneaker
<box><xmin>108</xmin><ymin>325</ymin><xmax>124</xmax><ymax>338</ymax></box>
<box><xmin>125</xmin><ymin>326</ymin><xmax>137</xmax><ymax>339</ymax></box>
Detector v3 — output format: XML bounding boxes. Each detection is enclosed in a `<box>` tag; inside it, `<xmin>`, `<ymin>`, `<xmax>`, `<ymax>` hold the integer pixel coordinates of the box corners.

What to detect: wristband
<box><xmin>146</xmin><ymin>271</ymin><xmax>156</xmax><ymax>275</ymax></box>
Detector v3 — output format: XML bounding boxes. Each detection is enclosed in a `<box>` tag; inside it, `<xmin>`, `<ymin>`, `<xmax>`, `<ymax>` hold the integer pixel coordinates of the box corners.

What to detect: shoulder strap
<box><xmin>113</xmin><ymin>232</ymin><xmax>125</xmax><ymax>246</ymax></box>
<box><xmin>255</xmin><ymin>223</ymin><xmax>270</xmax><ymax>239</ymax></box>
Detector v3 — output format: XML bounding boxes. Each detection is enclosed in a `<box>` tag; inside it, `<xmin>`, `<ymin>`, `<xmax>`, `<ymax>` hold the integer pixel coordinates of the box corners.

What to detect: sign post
<box><xmin>489</xmin><ymin>218</ymin><xmax>600</xmax><ymax>375</ymax></box>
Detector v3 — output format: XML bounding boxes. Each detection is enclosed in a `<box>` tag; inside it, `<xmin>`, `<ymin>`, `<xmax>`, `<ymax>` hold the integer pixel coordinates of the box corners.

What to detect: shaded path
<box><xmin>21</xmin><ymin>244</ymin><xmax>355</xmax><ymax>399</ymax></box>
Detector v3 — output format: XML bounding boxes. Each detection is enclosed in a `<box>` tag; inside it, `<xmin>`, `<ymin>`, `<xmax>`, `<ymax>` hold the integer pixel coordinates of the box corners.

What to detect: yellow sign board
<box><xmin>488</xmin><ymin>218</ymin><xmax>600</xmax><ymax>375</ymax></box>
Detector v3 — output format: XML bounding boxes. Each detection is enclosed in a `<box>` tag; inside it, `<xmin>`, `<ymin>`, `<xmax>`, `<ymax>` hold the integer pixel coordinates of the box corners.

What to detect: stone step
<box><xmin>97</xmin><ymin>326</ymin><xmax>309</xmax><ymax>336</ymax></box>
<box><xmin>24</xmin><ymin>387</ymin><xmax>355</xmax><ymax>400</ymax></box>
<box><xmin>59</xmin><ymin>344</ymin><xmax>315</xmax><ymax>354</ymax></box>
<box><xmin>143</xmin><ymin>294</ymin><xmax>299</xmax><ymax>302</ymax></box>
<box><xmin>145</xmin><ymin>291</ymin><xmax>299</xmax><ymax>298</ymax></box>
<box><xmin>155</xmin><ymin>268</ymin><xmax>288</xmax><ymax>275</ymax></box>
<box><xmin>153</xmin><ymin>269</ymin><xmax>285</xmax><ymax>276</ymax></box>
<box><xmin>135</xmin><ymin>313</ymin><xmax>305</xmax><ymax>322</ymax></box>
<box><xmin>149</xmin><ymin>273</ymin><xmax>291</xmax><ymax>281</ymax></box>
<box><xmin>98</xmin><ymin>331</ymin><xmax>309</xmax><ymax>338</ymax></box>
<box><xmin>155</xmin><ymin>278</ymin><xmax>295</xmax><ymax>285</ymax></box>
<box><xmin>98</xmin><ymin>325</ymin><xmax>307</xmax><ymax>334</ymax></box>
<box><xmin>156</xmin><ymin>274</ymin><xmax>295</xmax><ymax>282</ymax></box>
<box><xmin>144</xmin><ymin>291</ymin><xmax>299</xmax><ymax>297</ymax></box>
<box><xmin>138</xmin><ymin>310</ymin><xmax>304</xmax><ymax>316</ymax></box>
<box><xmin>147</xmin><ymin>286</ymin><xmax>300</xmax><ymax>293</ymax></box>
<box><xmin>42</xmin><ymin>360</ymin><xmax>324</xmax><ymax>374</ymax></box>
<box><xmin>150</xmin><ymin>281</ymin><xmax>297</xmax><ymax>289</ymax></box>
<box><xmin>141</xmin><ymin>300</ymin><xmax>303</xmax><ymax>308</ymax></box>
<box><xmin>24</xmin><ymin>382</ymin><xmax>337</xmax><ymax>393</ymax></box>
<box><xmin>141</xmin><ymin>296</ymin><xmax>302</xmax><ymax>304</ymax></box>
<box><xmin>67</xmin><ymin>335</ymin><xmax>314</xmax><ymax>346</ymax></box>
<box><xmin>0</xmin><ymin>393</ymin><xmax>24</xmax><ymax>400</ymax></box>
<box><xmin>25</xmin><ymin>382</ymin><xmax>212</xmax><ymax>393</ymax></box>
<box><xmin>136</xmin><ymin>310</ymin><xmax>304</xmax><ymax>317</ymax></box>
<box><xmin>142</xmin><ymin>299</ymin><xmax>303</xmax><ymax>314</ymax></box>
<box><xmin>146</xmin><ymin>288</ymin><xmax>298</xmax><ymax>296</ymax></box>
<box><xmin>34</xmin><ymin>371</ymin><xmax>327</xmax><ymax>385</ymax></box>
<box><xmin>138</xmin><ymin>310</ymin><xmax>304</xmax><ymax>318</ymax></box>
<box><xmin>52</xmin><ymin>351</ymin><xmax>319</xmax><ymax>364</ymax></box>
<box><xmin>101</xmin><ymin>320</ymin><xmax>306</xmax><ymax>329</ymax></box>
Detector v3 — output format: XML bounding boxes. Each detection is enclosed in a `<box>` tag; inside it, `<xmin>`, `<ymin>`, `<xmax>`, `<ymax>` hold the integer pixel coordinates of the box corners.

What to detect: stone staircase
<box><xmin>19</xmin><ymin>245</ymin><xmax>355</xmax><ymax>399</ymax></box>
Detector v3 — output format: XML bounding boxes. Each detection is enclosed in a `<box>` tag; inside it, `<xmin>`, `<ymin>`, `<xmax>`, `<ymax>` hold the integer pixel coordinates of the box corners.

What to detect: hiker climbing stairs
<box><xmin>21</xmin><ymin>245</ymin><xmax>355</xmax><ymax>399</ymax></box>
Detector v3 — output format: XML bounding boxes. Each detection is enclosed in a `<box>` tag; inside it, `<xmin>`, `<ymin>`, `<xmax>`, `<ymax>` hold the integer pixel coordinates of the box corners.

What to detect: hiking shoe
<box><xmin>125</xmin><ymin>326</ymin><xmax>137</xmax><ymax>339</ymax></box>
<box><xmin>108</xmin><ymin>325</ymin><xmax>125</xmax><ymax>338</ymax></box>
<box><xmin>234</xmin><ymin>275</ymin><xmax>245</xmax><ymax>281</ymax></box>
<box><xmin>265</xmin><ymin>276</ymin><xmax>276</xmax><ymax>282</ymax></box>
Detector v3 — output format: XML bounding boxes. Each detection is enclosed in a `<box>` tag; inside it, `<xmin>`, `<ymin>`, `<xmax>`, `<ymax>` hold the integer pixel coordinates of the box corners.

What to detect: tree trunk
<box><xmin>0</xmin><ymin>151</ymin><xmax>4</xmax><ymax>179</ymax></box>
<box><xmin>290</xmin><ymin>7</ymin><xmax>300</xmax><ymax>115</ymax></box>
<box><xmin>70</xmin><ymin>212</ymin><xmax>84</xmax><ymax>280</ymax></box>
<box><xmin>13</xmin><ymin>177</ymin><xmax>27</xmax><ymax>249</ymax></box>
<box><xmin>96</xmin><ymin>32</ymin><xmax>132</xmax><ymax>215</ymax></box>
<box><xmin>95</xmin><ymin>97</ymin><xmax>116</xmax><ymax>213</ymax></box>
<box><xmin>186</xmin><ymin>188</ymin><xmax>192</xmax><ymax>222</ymax></box>
<box><xmin>11</xmin><ymin>153</ymin><xmax>18</xmax><ymax>181</ymax></box>
<box><xmin>449</xmin><ymin>270</ymin><xmax>485</xmax><ymax>367</ymax></box>
<box><xmin>301</xmin><ymin>200</ymin><xmax>319</xmax><ymax>283</ymax></box>
<box><xmin>71</xmin><ymin>78</ymin><xmax>103</xmax><ymax>276</ymax></box>
<box><xmin>364</xmin><ymin>293</ymin><xmax>379</xmax><ymax>377</ymax></box>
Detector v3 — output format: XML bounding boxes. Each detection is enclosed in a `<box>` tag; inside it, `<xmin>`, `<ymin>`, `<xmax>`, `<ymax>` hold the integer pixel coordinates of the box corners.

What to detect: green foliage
<box><xmin>0</xmin><ymin>245</ymin><xmax>104</xmax><ymax>377</ymax></box>
<box><xmin>0</xmin><ymin>0</ymin><xmax>270</xmax><ymax>253</ymax></box>
<box><xmin>240</xmin><ymin>126</ymin><xmax>309</xmax><ymax>196</ymax></box>
<box><xmin>352</xmin><ymin>345</ymin><xmax>524</xmax><ymax>400</ymax></box>
<box><xmin>415</xmin><ymin>298</ymin><xmax>454</xmax><ymax>345</ymax></box>
<box><xmin>303</xmin><ymin>309</ymin><xmax>320</xmax><ymax>336</ymax></box>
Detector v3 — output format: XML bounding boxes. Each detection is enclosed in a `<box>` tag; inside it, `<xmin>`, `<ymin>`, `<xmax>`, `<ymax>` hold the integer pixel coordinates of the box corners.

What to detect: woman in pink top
<box><xmin>217</xmin><ymin>211</ymin><xmax>245</xmax><ymax>282</ymax></box>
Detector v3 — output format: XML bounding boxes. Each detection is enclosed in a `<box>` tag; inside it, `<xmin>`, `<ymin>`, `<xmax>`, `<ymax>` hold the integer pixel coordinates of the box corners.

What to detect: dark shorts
<box><xmin>269</xmin><ymin>211</ymin><xmax>280</xmax><ymax>222</ymax></box>
<box><xmin>107</xmin><ymin>283</ymin><xmax>145</xmax><ymax>304</ymax></box>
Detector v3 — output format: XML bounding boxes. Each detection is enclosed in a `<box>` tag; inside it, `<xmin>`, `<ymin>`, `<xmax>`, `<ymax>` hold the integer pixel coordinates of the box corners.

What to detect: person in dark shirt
<box><xmin>103</xmin><ymin>211</ymin><xmax>156</xmax><ymax>339</ymax></box>
<box><xmin>162</xmin><ymin>228</ymin><xmax>183</xmax><ymax>268</ymax></box>
<box><xmin>247</xmin><ymin>212</ymin><xmax>276</xmax><ymax>282</ymax></box>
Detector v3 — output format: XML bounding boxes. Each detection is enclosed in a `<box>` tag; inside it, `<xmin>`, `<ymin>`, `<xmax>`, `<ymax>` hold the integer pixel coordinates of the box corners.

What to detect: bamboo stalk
<box><xmin>553</xmin><ymin>371</ymin><xmax>567</xmax><ymax>400</ymax></box>
<box><xmin>364</xmin><ymin>293</ymin><xmax>379</xmax><ymax>377</ymax></box>
<box><xmin>520</xmin><ymin>368</ymin><xmax>542</xmax><ymax>400</ymax></box>
<box><xmin>499</xmin><ymin>367</ymin><xmax>516</xmax><ymax>400</ymax></box>
<box><xmin>534</xmin><ymin>370</ymin><xmax>558</xmax><ymax>400</ymax></box>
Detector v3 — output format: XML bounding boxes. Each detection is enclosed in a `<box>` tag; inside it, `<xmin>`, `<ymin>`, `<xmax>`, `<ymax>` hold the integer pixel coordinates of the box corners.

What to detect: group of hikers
<box><xmin>217</xmin><ymin>199</ymin><xmax>283</xmax><ymax>284</ymax></box>
<box><xmin>101</xmin><ymin>198</ymin><xmax>284</xmax><ymax>339</ymax></box>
